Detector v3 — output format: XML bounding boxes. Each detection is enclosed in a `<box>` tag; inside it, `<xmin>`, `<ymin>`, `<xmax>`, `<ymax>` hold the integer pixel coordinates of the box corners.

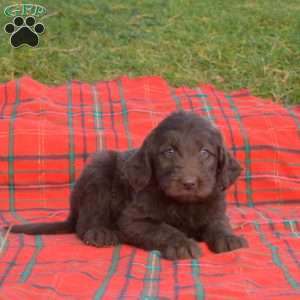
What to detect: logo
<box><xmin>3</xmin><ymin>4</ymin><xmax>46</xmax><ymax>48</ymax></box>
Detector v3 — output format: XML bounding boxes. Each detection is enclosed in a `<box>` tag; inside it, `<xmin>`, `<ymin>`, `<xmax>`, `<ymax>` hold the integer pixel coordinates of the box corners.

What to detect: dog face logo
<box><xmin>3</xmin><ymin>4</ymin><xmax>46</xmax><ymax>48</ymax></box>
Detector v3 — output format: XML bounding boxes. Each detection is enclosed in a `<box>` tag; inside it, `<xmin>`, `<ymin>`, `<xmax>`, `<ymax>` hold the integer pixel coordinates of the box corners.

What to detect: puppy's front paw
<box><xmin>82</xmin><ymin>228</ymin><xmax>120</xmax><ymax>247</ymax></box>
<box><xmin>208</xmin><ymin>234</ymin><xmax>248</xmax><ymax>253</ymax></box>
<box><xmin>162</xmin><ymin>238</ymin><xmax>200</xmax><ymax>260</ymax></box>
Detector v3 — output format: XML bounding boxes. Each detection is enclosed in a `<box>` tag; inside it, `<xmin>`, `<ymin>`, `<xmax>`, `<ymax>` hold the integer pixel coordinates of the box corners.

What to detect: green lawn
<box><xmin>0</xmin><ymin>0</ymin><xmax>299</xmax><ymax>103</ymax></box>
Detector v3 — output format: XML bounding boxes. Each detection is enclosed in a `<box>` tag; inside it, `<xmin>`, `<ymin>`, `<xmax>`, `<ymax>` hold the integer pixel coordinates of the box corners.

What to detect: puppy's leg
<box><xmin>77</xmin><ymin>214</ymin><xmax>120</xmax><ymax>247</ymax></box>
<box><xmin>74</xmin><ymin>189</ymin><xmax>121</xmax><ymax>247</ymax></box>
<box><xmin>202</xmin><ymin>215</ymin><xmax>248</xmax><ymax>253</ymax></box>
<box><xmin>119</xmin><ymin>208</ymin><xmax>200</xmax><ymax>260</ymax></box>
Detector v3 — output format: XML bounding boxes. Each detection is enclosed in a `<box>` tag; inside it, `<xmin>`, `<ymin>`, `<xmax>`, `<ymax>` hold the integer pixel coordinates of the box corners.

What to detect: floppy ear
<box><xmin>217</xmin><ymin>146</ymin><xmax>242</xmax><ymax>191</ymax></box>
<box><xmin>124</xmin><ymin>143</ymin><xmax>152</xmax><ymax>192</ymax></box>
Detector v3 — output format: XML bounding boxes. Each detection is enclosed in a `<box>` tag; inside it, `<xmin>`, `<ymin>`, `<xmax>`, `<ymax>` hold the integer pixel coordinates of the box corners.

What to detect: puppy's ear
<box><xmin>217</xmin><ymin>146</ymin><xmax>242</xmax><ymax>191</ymax></box>
<box><xmin>124</xmin><ymin>143</ymin><xmax>152</xmax><ymax>192</ymax></box>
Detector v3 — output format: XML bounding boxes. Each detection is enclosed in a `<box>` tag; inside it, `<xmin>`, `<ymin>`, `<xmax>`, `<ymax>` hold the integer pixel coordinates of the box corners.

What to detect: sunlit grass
<box><xmin>0</xmin><ymin>0</ymin><xmax>299</xmax><ymax>103</ymax></box>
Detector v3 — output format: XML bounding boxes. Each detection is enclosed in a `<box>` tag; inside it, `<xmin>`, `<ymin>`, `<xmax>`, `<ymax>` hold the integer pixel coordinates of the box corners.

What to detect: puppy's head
<box><xmin>124</xmin><ymin>111</ymin><xmax>241</xmax><ymax>203</ymax></box>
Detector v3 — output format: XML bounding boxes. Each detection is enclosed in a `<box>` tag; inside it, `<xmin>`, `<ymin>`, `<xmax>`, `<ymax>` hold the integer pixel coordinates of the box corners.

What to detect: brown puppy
<box><xmin>8</xmin><ymin>111</ymin><xmax>248</xmax><ymax>260</ymax></box>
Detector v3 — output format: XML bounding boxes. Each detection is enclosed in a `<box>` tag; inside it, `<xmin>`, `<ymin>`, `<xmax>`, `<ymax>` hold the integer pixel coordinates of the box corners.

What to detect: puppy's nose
<box><xmin>182</xmin><ymin>177</ymin><xmax>197</xmax><ymax>190</ymax></box>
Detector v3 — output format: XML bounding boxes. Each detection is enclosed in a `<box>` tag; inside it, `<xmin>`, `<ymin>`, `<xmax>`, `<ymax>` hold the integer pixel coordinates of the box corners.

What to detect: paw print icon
<box><xmin>4</xmin><ymin>16</ymin><xmax>45</xmax><ymax>48</ymax></box>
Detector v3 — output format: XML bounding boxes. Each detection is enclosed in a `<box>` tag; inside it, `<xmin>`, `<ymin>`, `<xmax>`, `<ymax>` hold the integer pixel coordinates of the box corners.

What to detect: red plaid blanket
<box><xmin>1</xmin><ymin>76</ymin><xmax>300</xmax><ymax>299</ymax></box>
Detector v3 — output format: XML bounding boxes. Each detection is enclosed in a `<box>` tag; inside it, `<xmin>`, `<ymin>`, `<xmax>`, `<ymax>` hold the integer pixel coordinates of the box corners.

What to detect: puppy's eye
<box><xmin>163</xmin><ymin>147</ymin><xmax>175</xmax><ymax>156</ymax></box>
<box><xmin>199</xmin><ymin>149</ymin><xmax>211</xmax><ymax>158</ymax></box>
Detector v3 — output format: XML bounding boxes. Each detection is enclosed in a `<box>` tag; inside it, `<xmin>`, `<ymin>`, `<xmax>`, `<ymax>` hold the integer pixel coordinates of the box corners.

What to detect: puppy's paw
<box><xmin>162</xmin><ymin>238</ymin><xmax>200</xmax><ymax>260</ymax></box>
<box><xmin>208</xmin><ymin>234</ymin><xmax>248</xmax><ymax>253</ymax></box>
<box><xmin>82</xmin><ymin>228</ymin><xmax>120</xmax><ymax>247</ymax></box>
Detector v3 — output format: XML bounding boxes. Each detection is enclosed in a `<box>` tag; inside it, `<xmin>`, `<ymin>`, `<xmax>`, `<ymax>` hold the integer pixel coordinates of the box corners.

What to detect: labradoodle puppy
<box><xmin>8</xmin><ymin>110</ymin><xmax>248</xmax><ymax>260</ymax></box>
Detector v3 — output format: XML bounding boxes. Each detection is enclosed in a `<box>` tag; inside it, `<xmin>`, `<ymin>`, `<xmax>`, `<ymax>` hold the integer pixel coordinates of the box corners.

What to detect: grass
<box><xmin>0</xmin><ymin>0</ymin><xmax>299</xmax><ymax>103</ymax></box>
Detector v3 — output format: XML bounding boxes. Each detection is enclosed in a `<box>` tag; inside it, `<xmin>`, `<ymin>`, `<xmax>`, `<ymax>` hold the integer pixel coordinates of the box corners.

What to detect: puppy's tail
<box><xmin>7</xmin><ymin>218</ymin><xmax>75</xmax><ymax>235</ymax></box>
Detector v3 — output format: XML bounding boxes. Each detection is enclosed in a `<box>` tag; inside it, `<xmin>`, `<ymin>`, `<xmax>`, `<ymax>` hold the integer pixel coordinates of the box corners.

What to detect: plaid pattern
<box><xmin>1</xmin><ymin>76</ymin><xmax>300</xmax><ymax>299</ymax></box>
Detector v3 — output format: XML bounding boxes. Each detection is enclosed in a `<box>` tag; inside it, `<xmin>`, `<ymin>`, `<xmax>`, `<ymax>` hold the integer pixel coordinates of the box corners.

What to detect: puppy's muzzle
<box><xmin>181</xmin><ymin>176</ymin><xmax>197</xmax><ymax>191</ymax></box>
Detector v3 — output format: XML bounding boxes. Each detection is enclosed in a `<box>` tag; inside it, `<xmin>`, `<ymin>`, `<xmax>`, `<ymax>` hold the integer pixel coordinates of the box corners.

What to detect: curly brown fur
<box><xmin>7</xmin><ymin>111</ymin><xmax>248</xmax><ymax>260</ymax></box>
